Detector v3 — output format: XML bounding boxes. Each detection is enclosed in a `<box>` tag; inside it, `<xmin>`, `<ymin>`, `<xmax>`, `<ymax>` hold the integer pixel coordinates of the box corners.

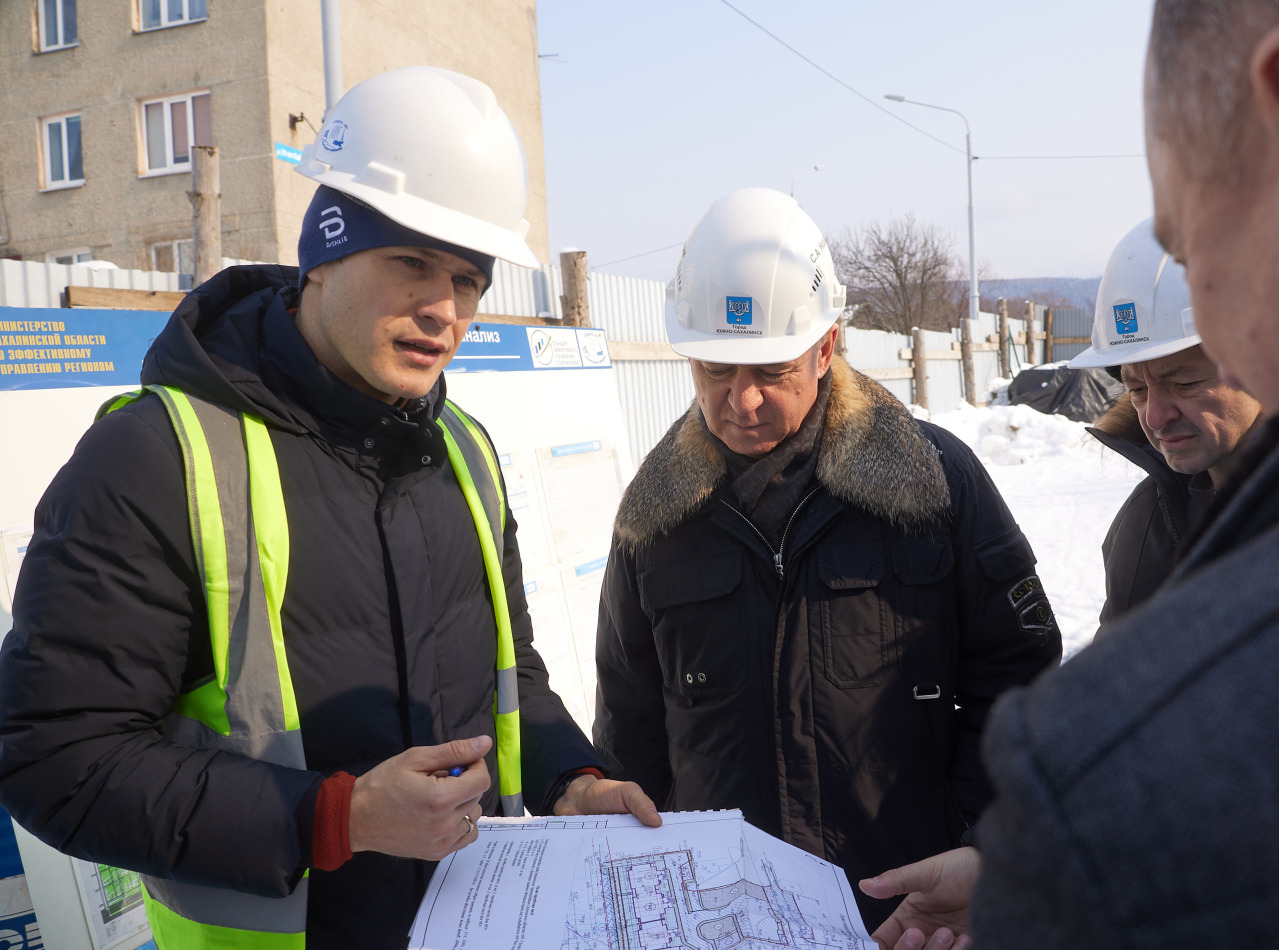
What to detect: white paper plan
<box><xmin>408</xmin><ymin>809</ymin><xmax>873</xmax><ymax>950</ymax></box>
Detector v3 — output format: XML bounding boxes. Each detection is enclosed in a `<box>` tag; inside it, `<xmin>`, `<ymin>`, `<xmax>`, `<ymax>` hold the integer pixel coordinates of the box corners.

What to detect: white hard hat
<box><xmin>665</xmin><ymin>187</ymin><xmax>847</xmax><ymax>364</ymax></box>
<box><xmin>296</xmin><ymin>66</ymin><xmax>540</xmax><ymax>268</ymax></box>
<box><xmin>1068</xmin><ymin>218</ymin><xmax>1198</xmax><ymax>368</ymax></box>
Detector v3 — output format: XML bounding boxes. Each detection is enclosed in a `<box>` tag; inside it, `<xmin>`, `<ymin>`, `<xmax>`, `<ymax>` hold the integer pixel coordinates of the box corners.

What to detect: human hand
<box><xmin>349</xmin><ymin>736</ymin><xmax>492</xmax><ymax>860</ymax></box>
<box><xmin>552</xmin><ymin>773</ymin><xmax>662</xmax><ymax>828</ymax></box>
<box><xmin>858</xmin><ymin>846</ymin><xmax>980</xmax><ymax>950</ymax></box>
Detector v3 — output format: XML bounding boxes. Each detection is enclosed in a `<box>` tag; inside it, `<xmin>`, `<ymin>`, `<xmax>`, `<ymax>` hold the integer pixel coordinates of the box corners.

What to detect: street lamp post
<box><xmin>790</xmin><ymin>164</ymin><xmax>823</xmax><ymax>198</ymax></box>
<box><xmin>885</xmin><ymin>94</ymin><xmax>979</xmax><ymax>403</ymax></box>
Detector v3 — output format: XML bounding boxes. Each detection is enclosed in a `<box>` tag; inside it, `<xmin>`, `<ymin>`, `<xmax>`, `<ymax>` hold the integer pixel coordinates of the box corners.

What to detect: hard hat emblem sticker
<box><xmin>1113</xmin><ymin>302</ymin><xmax>1138</xmax><ymax>336</ymax></box>
<box><xmin>321</xmin><ymin>120</ymin><xmax>349</xmax><ymax>153</ymax></box>
<box><xmin>726</xmin><ymin>296</ymin><xmax>753</xmax><ymax>326</ymax></box>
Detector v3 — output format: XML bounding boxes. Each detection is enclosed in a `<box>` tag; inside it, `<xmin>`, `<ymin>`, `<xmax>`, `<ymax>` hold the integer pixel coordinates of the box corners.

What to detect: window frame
<box><xmin>39</xmin><ymin>111</ymin><xmax>85</xmax><ymax>192</ymax></box>
<box><xmin>45</xmin><ymin>248</ymin><xmax>93</xmax><ymax>265</ymax></box>
<box><xmin>37</xmin><ymin>0</ymin><xmax>78</xmax><ymax>52</ymax></box>
<box><xmin>149</xmin><ymin>238</ymin><xmax>194</xmax><ymax>274</ymax></box>
<box><xmin>136</xmin><ymin>0</ymin><xmax>207</xmax><ymax>32</ymax></box>
<box><xmin>138</xmin><ymin>90</ymin><xmax>211</xmax><ymax>177</ymax></box>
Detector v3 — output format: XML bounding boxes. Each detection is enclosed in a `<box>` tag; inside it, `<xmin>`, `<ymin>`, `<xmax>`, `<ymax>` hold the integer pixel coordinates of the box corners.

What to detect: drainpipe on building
<box><xmin>321</xmin><ymin>0</ymin><xmax>343</xmax><ymax>118</ymax></box>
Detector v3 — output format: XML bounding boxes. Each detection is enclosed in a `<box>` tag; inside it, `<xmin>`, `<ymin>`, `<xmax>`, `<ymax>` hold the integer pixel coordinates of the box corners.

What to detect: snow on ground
<box><xmin>927</xmin><ymin>401</ymin><xmax>1149</xmax><ymax>659</ymax></box>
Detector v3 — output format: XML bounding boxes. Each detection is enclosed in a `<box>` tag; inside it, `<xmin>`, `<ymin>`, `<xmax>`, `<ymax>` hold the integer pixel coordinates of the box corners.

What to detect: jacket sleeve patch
<box><xmin>1008</xmin><ymin>574</ymin><xmax>1055</xmax><ymax>635</ymax></box>
<box><xmin>1007</xmin><ymin>574</ymin><xmax>1043</xmax><ymax>608</ymax></box>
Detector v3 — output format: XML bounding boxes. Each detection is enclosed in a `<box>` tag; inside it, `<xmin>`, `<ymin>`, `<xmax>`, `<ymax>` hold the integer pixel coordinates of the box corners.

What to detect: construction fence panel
<box><xmin>612</xmin><ymin>360</ymin><xmax>695</xmax><ymax>467</ymax></box>
<box><xmin>1049</xmin><ymin>307</ymin><xmax>1091</xmax><ymax>363</ymax></box>
<box><xmin>923</xmin><ymin>327</ymin><xmax>965</xmax><ymax>411</ymax></box>
<box><xmin>485</xmin><ymin>259</ymin><xmax>561</xmax><ymax>319</ymax></box>
<box><xmin>844</xmin><ymin>327</ymin><xmax>912</xmax><ymax>404</ymax></box>
<box><xmin>0</xmin><ymin>259</ymin><xmax>182</xmax><ymax>307</ymax></box>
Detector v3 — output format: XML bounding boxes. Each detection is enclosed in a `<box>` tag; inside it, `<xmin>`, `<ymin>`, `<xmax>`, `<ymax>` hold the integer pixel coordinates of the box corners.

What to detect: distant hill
<box><xmin>980</xmin><ymin>277</ymin><xmax>1102</xmax><ymax>313</ymax></box>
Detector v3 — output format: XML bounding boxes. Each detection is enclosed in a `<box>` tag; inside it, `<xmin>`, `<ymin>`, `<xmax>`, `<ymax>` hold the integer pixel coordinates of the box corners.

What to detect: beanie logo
<box><xmin>1113</xmin><ymin>302</ymin><xmax>1138</xmax><ymax>336</ymax></box>
<box><xmin>726</xmin><ymin>296</ymin><xmax>753</xmax><ymax>326</ymax></box>
<box><xmin>321</xmin><ymin>120</ymin><xmax>349</xmax><ymax>153</ymax></box>
<box><xmin>319</xmin><ymin>206</ymin><xmax>346</xmax><ymax>247</ymax></box>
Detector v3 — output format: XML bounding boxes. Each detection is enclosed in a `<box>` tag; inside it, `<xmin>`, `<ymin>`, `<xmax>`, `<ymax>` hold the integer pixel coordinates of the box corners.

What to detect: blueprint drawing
<box><xmin>409</xmin><ymin>810</ymin><xmax>870</xmax><ymax>950</ymax></box>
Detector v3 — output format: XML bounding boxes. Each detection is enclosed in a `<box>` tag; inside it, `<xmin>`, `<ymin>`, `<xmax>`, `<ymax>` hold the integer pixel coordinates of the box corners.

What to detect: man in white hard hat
<box><xmin>859</xmin><ymin>2</ymin><xmax>1279</xmax><ymax>946</ymax></box>
<box><xmin>1072</xmin><ymin>219</ymin><xmax>1261</xmax><ymax>625</ymax></box>
<box><xmin>593</xmin><ymin>187</ymin><xmax>1061</xmax><ymax>933</ymax></box>
<box><xmin>0</xmin><ymin>67</ymin><xmax>656</xmax><ymax>949</ymax></box>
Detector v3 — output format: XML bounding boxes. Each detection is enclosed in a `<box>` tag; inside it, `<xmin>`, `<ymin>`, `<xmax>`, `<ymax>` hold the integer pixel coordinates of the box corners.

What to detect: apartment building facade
<box><xmin>0</xmin><ymin>0</ymin><xmax>550</xmax><ymax>275</ymax></box>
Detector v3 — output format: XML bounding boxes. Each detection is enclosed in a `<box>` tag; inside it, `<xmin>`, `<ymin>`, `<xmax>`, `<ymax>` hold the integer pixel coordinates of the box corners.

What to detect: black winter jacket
<box><xmin>0</xmin><ymin>266</ymin><xmax>600</xmax><ymax>949</ymax></box>
<box><xmin>1087</xmin><ymin>395</ymin><xmax>1206</xmax><ymax>626</ymax></box>
<box><xmin>593</xmin><ymin>359</ymin><xmax>1062</xmax><ymax>931</ymax></box>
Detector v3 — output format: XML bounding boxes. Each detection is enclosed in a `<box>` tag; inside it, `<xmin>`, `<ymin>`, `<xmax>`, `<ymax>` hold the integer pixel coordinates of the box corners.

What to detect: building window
<box><xmin>151</xmin><ymin>239</ymin><xmax>194</xmax><ymax>277</ymax></box>
<box><xmin>140</xmin><ymin>91</ymin><xmax>211</xmax><ymax>175</ymax></box>
<box><xmin>38</xmin><ymin>0</ymin><xmax>77</xmax><ymax>51</ymax></box>
<box><xmin>46</xmin><ymin>248</ymin><xmax>93</xmax><ymax>265</ymax></box>
<box><xmin>139</xmin><ymin>0</ymin><xmax>206</xmax><ymax>31</ymax></box>
<box><xmin>41</xmin><ymin>113</ymin><xmax>84</xmax><ymax>190</ymax></box>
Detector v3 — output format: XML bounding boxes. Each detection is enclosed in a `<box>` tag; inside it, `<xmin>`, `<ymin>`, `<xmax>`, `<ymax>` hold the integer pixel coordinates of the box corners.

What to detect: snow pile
<box><xmin>929</xmin><ymin>401</ymin><xmax>1148</xmax><ymax>659</ymax></box>
<box><xmin>935</xmin><ymin>403</ymin><xmax>1089</xmax><ymax>466</ymax></box>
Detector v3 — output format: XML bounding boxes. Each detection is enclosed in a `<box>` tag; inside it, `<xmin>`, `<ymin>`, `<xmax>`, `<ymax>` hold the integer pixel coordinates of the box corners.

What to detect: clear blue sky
<box><xmin>536</xmin><ymin>0</ymin><xmax>1154</xmax><ymax>286</ymax></box>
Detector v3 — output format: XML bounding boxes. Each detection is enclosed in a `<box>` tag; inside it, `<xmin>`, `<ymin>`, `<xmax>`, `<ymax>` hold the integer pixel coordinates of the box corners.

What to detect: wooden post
<box><xmin>960</xmin><ymin>315</ymin><xmax>976</xmax><ymax>406</ymax></box>
<box><xmin>834</xmin><ymin>315</ymin><xmax>848</xmax><ymax>359</ymax></box>
<box><xmin>1045</xmin><ymin>307</ymin><xmax>1055</xmax><ymax>364</ymax></box>
<box><xmin>189</xmin><ymin>146</ymin><xmax>221</xmax><ymax>287</ymax></box>
<box><xmin>558</xmin><ymin>250</ymin><xmax>591</xmax><ymax>327</ymax></box>
<box><xmin>911</xmin><ymin>327</ymin><xmax>929</xmax><ymax>411</ymax></box>
<box><xmin>1024</xmin><ymin>300</ymin><xmax>1037</xmax><ymax>364</ymax></box>
<box><xmin>997</xmin><ymin>297</ymin><xmax>1010</xmax><ymax>378</ymax></box>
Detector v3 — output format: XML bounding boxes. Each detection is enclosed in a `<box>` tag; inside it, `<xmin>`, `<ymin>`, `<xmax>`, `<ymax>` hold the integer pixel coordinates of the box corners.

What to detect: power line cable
<box><xmin>715</xmin><ymin>0</ymin><xmax>964</xmax><ymax>156</ymax></box>
<box><xmin>593</xmin><ymin>242</ymin><xmax>684</xmax><ymax>268</ymax></box>
<box><xmin>716</xmin><ymin>0</ymin><xmax>1149</xmax><ymax>164</ymax></box>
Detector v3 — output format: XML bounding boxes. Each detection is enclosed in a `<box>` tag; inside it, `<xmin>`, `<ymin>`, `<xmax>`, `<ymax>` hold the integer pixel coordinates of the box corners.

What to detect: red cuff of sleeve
<box><xmin>313</xmin><ymin>771</ymin><xmax>357</xmax><ymax>871</ymax></box>
<box><xmin>576</xmin><ymin>767</ymin><xmax>605</xmax><ymax>781</ymax></box>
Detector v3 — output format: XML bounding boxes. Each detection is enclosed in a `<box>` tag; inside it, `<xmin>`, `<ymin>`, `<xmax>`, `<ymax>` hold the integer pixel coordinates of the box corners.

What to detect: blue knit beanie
<box><xmin>297</xmin><ymin>185</ymin><xmax>495</xmax><ymax>290</ymax></box>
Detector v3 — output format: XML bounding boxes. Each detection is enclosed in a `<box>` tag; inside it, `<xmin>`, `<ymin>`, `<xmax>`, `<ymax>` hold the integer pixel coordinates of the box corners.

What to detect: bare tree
<box><xmin>830</xmin><ymin>215</ymin><xmax>964</xmax><ymax>334</ymax></box>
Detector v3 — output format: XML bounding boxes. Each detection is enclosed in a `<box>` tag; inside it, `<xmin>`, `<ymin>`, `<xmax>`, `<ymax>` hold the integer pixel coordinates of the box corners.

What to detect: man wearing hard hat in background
<box><xmin>0</xmin><ymin>67</ymin><xmax>657</xmax><ymax>949</ymax></box>
<box><xmin>592</xmin><ymin>186</ymin><xmax>1061</xmax><ymax>932</ymax></box>
<box><xmin>1071</xmin><ymin>219</ymin><xmax>1261</xmax><ymax>626</ymax></box>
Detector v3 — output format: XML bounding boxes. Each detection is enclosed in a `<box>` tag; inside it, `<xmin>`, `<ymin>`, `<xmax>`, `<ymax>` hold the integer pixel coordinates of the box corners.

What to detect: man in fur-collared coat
<box><xmin>592</xmin><ymin>188</ymin><xmax>1062</xmax><ymax>932</ymax></box>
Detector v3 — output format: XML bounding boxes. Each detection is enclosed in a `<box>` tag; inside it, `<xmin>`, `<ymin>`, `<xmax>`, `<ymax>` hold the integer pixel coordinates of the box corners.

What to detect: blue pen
<box><xmin>448</xmin><ymin>766</ymin><xmax>463</xmax><ymax>777</ymax></box>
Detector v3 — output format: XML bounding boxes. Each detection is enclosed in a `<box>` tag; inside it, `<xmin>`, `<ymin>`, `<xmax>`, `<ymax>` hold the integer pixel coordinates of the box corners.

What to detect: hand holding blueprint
<box><xmin>409</xmin><ymin>809</ymin><xmax>873</xmax><ymax>949</ymax></box>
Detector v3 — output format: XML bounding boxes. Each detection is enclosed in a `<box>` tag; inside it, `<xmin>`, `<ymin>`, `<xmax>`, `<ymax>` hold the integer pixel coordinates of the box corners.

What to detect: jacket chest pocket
<box><xmin>888</xmin><ymin>536</ymin><xmax>957</xmax><ymax>681</ymax></box>
<box><xmin>637</xmin><ymin>551</ymin><xmax>744</xmax><ymax>698</ymax></box>
<box><xmin>817</xmin><ymin>543</ymin><xmax>890</xmax><ymax>688</ymax></box>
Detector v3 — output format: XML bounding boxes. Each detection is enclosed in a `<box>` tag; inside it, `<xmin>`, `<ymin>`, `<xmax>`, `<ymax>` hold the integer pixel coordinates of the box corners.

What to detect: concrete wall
<box><xmin>0</xmin><ymin>2</ymin><xmax>274</xmax><ymax>268</ymax></box>
<box><xmin>0</xmin><ymin>1</ymin><xmax>549</xmax><ymax>271</ymax></box>
<box><xmin>266</xmin><ymin>0</ymin><xmax>549</xmax><ymax>267</ymax></box>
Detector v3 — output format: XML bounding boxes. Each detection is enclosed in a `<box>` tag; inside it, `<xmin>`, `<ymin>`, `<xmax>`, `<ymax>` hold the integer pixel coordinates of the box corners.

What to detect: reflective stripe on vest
<box><xmin>101</xmin><ymin>386</ymin><xmax>306</xmax><ymax>948</ymax></box>
<box><xmin>98</xmin><ymin>388</ymin><xmax>522</xmax><ymax>945</ymax></box>
<box><xmin>440</xmin><ymin>400</ymin><xmax>523</xmax><ymax>816</ymax></box>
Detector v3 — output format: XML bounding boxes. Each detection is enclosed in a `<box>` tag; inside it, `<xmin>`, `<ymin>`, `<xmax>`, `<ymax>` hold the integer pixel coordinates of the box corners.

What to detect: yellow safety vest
<box><xmin>98</xmin><ymin>385</ymin><xmax>523</xmax><ymax>949</ymax></box>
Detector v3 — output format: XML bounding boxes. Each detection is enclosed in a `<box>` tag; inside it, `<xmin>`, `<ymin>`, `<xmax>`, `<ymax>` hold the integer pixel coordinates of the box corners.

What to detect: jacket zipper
<box><xmin>719</xmin><ymin>486</ymin><xmax>821</xmax><ymax>580</ymax></box>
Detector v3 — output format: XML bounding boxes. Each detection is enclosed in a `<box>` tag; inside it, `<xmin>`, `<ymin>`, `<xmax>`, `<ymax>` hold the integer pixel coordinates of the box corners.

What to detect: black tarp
<box><xmin>1006</xmin><ymin>366</ymin><xmax>1124</xmax><ymax>423</ymax></box>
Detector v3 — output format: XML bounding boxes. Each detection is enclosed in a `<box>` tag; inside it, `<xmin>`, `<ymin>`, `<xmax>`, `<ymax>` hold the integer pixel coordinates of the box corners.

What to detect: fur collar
<box><xmin>1091</xmin><ymin>392</ymin><xmax>1145</xmax><ymax>446</ymax></box>
<box><xmin>615</xmin><ymin>358</ymin><xmax>951</xmax><ymax>548</ymax></box>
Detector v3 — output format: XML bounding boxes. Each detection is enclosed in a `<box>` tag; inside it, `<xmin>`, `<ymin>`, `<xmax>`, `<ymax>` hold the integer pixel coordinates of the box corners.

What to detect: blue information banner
<box><xmin>0</xmin><ymin>308</ymin><xmax>169</xmax><ymax>391</ymax></box>
<box><xmin>274</xmin><ymin>142</ymin><xmax>302</xmax><ymax>164</ymax></box>
<box><xmin>450</xmin><ymin>323</ymin><xmax>612</xmax><ymax>374</ymax></box>
<box><xmin>0</xmin><ymin>310</ymin><xmax>612</xmax><ymax>389</ymax></box>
